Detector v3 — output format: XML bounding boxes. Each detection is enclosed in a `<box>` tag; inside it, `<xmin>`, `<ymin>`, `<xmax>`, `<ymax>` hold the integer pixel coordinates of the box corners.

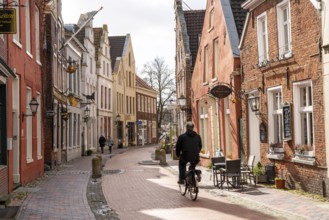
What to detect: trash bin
<box><xmin>265</xmin><ymin>164</ymin><xmax>275</xmax><ymax>184</ymax></box>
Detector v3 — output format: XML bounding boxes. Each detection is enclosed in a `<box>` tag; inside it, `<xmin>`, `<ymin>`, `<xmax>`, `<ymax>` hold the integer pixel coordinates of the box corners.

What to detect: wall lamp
<box><xmin>66</xmin><ymin>57</ymin><xmax>77</xmax><ymax>74</ymax></box>
<box><xmin>61</xmin><ymin>107</ymin><xmax>70</xmax><ymax>121</ymax></box>
<box><xmin>83</xmin><ymin>106</ymin><xmax>90</xmax><ymax>122</ymax></box>
<box><xmin>248</xmin><ymin>94</ymin><xmax>261</xmax><ymax>115</ymax></box>
<box><xmin>22</xmin><ymin>98</ymin><xmax>39</xmax><ymax>121</ymax></box>
<box><xmin>115</xmin><ymin>114</ymin><xmax>121</xmax><ymax>125</ymax></box>
<box><xmin>177</xmin><ymin>94</ymin><xmax>192</xmax><ymax>114</ymax></box>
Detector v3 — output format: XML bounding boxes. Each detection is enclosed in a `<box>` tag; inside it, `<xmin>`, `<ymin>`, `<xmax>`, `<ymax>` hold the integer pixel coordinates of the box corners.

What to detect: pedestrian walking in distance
<box><xmin>99</xmin><ymin>135</ymin><xmax>106</xmax><ymax>154</ymax></box>
<box><xmin>175</xmin><ymin>121</ymin><xmax>202</xmax><ymax>184</ymax></box>
<box><xmin>108</xmin><ymin>137</ymin><xmax>114</xmax><ymax>154</ymax></box>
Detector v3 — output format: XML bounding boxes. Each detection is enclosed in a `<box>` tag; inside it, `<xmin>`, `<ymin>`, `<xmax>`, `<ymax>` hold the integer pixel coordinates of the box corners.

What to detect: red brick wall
<box><xmin>0</xmin><ymin>167</ymin><xmax>8</xmax><ymax>195</ymax></box>
<box><xmin>241</xmin><ymin>0</ymin><xmax>324</xmax><ymax>194</ymax></box>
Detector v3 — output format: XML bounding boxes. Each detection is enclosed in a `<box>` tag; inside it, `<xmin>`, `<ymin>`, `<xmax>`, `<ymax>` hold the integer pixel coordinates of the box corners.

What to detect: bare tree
<box><xmin>140</xmin><ymin>57</ymin><xmax>175</xmax><ymax>130</ymax></box>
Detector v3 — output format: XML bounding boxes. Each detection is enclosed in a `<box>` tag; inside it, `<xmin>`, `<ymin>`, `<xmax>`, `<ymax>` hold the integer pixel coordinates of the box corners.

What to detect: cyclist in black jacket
<box><xmin>176</xmin><ymin>121</ymin><xmax>202</xmax><ymax>184</ymax></box>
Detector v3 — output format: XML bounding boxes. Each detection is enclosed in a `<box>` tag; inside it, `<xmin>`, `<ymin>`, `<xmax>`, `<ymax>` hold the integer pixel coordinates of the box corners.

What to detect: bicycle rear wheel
<box><xmin>189</xmin><ymin>185</ymin><xmax>198</xmax><ymax>200</ymax></box>
<box><xmin>179</xmin><ymin>182</ymin><xmax>187</xmax><ymax>196</ymax></box>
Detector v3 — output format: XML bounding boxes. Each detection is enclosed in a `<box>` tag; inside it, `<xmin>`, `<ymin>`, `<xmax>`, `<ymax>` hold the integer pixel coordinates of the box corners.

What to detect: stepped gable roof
<box><xmin>135</xmin><ymin>75</ymin><xmax>156</xmax><ymax>92</ymax></box>
<box><xmin>230</xmin><ymin>0</ymin><xmax>247</xmax><ymax>39</ymax></box>
<box><xmin>183</xmin><ymin>10</ymin><xmax>205</xmax><ymax>68</ymax></box>
<box><xmin>108</xmin><ymin>36</ymin><xmax>127</xmax><ymax>70</ymax></box>
<box><xmin>93</xmin><ymin>27</ymin><xmax>103</xmax><ymax>61</ymax></box>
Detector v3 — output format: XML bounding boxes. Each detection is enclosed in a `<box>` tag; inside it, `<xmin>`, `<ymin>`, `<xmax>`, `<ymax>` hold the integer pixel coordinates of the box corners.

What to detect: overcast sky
<box><xmin>62</xmin><ymin>0</ymin><xmax>206</xmax><ymax>72</ymax></box>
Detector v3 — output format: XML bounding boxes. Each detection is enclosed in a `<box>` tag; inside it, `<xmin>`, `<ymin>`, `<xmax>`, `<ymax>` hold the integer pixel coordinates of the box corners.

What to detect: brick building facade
<box><xmin>240</xmin><ymin>0</ymin><xmax>325</xmax><ymax>194</ymax></box>
<box><xmin>191</xmin><ymin>0</ymin><xmax>246</xmax><ymax>166</ymax></box>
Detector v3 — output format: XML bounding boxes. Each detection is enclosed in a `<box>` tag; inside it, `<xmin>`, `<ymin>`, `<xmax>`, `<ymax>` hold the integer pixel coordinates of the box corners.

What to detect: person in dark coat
<box><xmin>175</xmin><ymin>121</ymin><xmax>202</xmax><ymax>184</ymax></box>
<box><xmin>99</xmin><ymin>135</ymin><xmax>106</xmax><ymax>153</ymax></box>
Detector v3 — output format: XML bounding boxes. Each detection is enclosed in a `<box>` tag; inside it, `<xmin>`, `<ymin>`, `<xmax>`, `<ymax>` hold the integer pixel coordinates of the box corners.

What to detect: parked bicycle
<box><xmin>178</xmin><ymin>163</ymin><xmax>202</xmax><ymax>201</ymax></box>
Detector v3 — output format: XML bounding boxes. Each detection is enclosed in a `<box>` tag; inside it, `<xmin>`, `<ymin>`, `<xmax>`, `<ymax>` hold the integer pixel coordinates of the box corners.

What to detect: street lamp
<box><xmin>115</xmin><ymin>113</ymin><xmax>121</xmax><ymax>125</ymax></box>
<box><xmin>248</xmin><ymin>94</ymin><xmax>260</xmax><ymax>115</ymax></box>
<box><xmin>83</xmin><ymin>106</ymin><xmax>90</xmax><ymax>122</ymax></box>
<box><xmin>22</xmin><ymin>98</ymin><xmax>39</xmax><ymax>121</ymax></box>
<box><xmin>178</xmin><ymin>94</ymin><xmax>192</xmax><ymax>114</ymax></box>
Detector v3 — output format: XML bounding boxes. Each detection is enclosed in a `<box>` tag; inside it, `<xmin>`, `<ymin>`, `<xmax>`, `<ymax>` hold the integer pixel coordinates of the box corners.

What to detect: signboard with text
<box><xmin>0</xmin><ymin>9</ymin><xmax>16</xmax><ymax>34</ymax></box>
<box><xmin>282</xmin><ymin>103</ymin><xmax>292</xmax><ymax>140</ymax></box>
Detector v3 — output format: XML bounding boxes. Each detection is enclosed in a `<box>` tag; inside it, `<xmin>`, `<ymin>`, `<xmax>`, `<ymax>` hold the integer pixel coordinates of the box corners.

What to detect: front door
<box><xmin>248</xmin><ymin>92</ymin><xmax>261</xmax><ymax>163</ymax></box>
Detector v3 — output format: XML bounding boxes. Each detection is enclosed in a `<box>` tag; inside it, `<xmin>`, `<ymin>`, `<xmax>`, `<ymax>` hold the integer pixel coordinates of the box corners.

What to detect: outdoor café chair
<box><xmin>211</xmin><ymin>156</ymin><xmax>225</xmax><ymax>187</ymax></box>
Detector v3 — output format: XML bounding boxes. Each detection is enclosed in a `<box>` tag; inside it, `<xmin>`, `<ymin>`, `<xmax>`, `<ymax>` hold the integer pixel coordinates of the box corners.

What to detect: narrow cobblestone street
<box><xmin>9</xmin><ymin>145</ymin><xmax>329</xmax><ymax>220</ymax></box>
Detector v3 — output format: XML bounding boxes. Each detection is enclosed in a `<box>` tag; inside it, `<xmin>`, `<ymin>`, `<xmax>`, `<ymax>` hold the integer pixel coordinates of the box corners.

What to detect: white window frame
<box><xmin>213</xmin><ymin>38</ymin><xmax>219</xmax><ymax>79</ymax></box>
<box><xmin>199</xmin><ymin>105</ymin><xmax>208</xmax><ymax>153</ymax></box>
<box><xmin>267</xmin><ymin>86</ymin><xmax>283</xmax><ymax>145</ymax></box>
<box><xmin>26</xmin><ymin>88</ymin><xmax>33</xmax><ymax>163</ymax></box>
<box><xmin>204</xmin><ymin>46</ymin><xmax>209</xmax><ymax>83</ymax></box>
<box><xmin>277</xmin><ymin>0</ymin><xmax>292</xmax><ymax>59</ymax></box>
<box><xmin>13</xmin><ymin>0</ymin><xmax>21</xmax><ymax>46</ymax></box>
<box><xmin>25</xmin><ymin>0</ymin><xmax>32</xmax><ymax>56</ymax></box>
<box><xmin>209</xmin><ymin>8</ymin><xmax>214</xmax><ymax>31</ymax></box>
<box><xmin>293</xmin><ymin>80</ymin><xmax>314</xmax><ymax>147</ymax></box>
<box><xmin>257</xmin><ymin>12</ymin><xmax>269</xmax><ymax>65</ymax></box>
<box><xmin>35</xmin><ymin>6</ymin><xmax>41</xmax><ymax>63</ymax></box>
<box><xmin>36</xmin><ymin>93</ymin><xmax>42</xmax><ymax>160</ymax></box>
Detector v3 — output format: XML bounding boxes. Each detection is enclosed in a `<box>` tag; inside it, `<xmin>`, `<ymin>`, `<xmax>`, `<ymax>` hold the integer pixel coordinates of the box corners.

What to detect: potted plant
<box><xmin>275</xmin><ymin>168</ymin><xmax>285</xmax><ymax>189</ymax></box>
<box><xmin>294</xmin><ymin>144</ymin><xmax>313</xmax><ymax>155</ymax></box>
<box><xmin>253</xmin><ymin>162</ymin><xmax>267</xmax><ymax>183</ymax></box>
<box><xmin>86</xmin><ymin>149</ymin><xmax>93</xmax><ymax>156</ymax></box>
<box><xmin>269</xmin><ymin>142</ymin><xmax>284</xmax><ymax>153</ymax></box>
<box><xmin>275</xmin><ymin>177</ymin><xmax>285</xmax><ymax>189</ymax></box>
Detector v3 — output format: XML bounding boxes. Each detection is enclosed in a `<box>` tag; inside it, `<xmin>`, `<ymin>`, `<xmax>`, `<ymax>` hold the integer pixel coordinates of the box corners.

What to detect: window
<box><xmin>199</xmin><ymin>105</ymin><xmax>208</xmax><ymax>152</ymax></box>
<box><xmin>293</xmin><ymin>80</ymin><xmax>313</xmax><ymax>146</ymax></box>
<box><xmin>267</xmin><ymin>87</ymin><xmax>283</xmax><ymax>144</ymax></box>
<box><xmin>213</xmin><ymin>38</ymin><xmax>219</xmax><ymax>78</ymax></box>
<box><xmin>25</xmin><ymin>0</ymin><xmax>31</xmax><ymax>55</ymax></box>
<box><xmin>37</xmin><ymin>94</ymin><xmax>42</xmax><ymax>159</ymax></box>
<box><xmin>13</xmin><ymin>0</ymin><xmax>21</xmax><ymax>45</ymax></box>
<box><xmin>35</xmin><ymin>6</ymin><xmax>40</xmax><ymax>62</ymax></box>
<box><xmin>108</xmin><ymin>88</ymin><xmax>111</xmax><ymax>110</ymax></box>
<box><xmin>257</xmin><ymin>12</ymin><xmax>268</xmax><ymax>65</ymax></box>
<box><xmin>203</xmin><ymin>46</ymin><xmax>209</xmax><ymax>82</ymax></box>
<box><xmin>209</xmin><ymin>8</ymin><xmax>214</xmax><ymax>30</ymax></box>
<box><xmin>277</xmin><ymin>0</ymin><xmax>292</xmax><ymax>58</ymax></box>
<box><xmin>26</xmin><ymin>88</ymin><xmax>33</xmax><ymax>163</ymax></box>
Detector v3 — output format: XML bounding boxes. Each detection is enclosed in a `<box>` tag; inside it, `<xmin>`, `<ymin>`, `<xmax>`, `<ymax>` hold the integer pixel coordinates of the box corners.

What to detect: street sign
<box><xmin>0</xmin><ymin>9</ymin><xmax>16</xmax><ymax>34</ymax></box>
<box><xmin>136</xmin><ymin>120</ymin><xmax>142</xmax><ymax>125</ymax></box>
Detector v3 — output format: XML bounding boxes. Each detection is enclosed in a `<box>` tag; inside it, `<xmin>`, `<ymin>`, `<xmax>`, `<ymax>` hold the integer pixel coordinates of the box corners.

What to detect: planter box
<box><xmin>256</xmin><ymin>174</ymin><xmax>267</xmax><ymax>183</ymax></box>
<box><xmin>275</xmin><ymin>179</ymin><xmax>285</xmax><ymax>189</ymax></box>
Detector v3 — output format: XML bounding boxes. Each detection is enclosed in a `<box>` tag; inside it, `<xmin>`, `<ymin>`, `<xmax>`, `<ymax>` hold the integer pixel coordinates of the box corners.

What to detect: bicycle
<box><xmin>178</xmin><ymin>164</ymin><xmax>202</xmax><ymax>201</ymax></box>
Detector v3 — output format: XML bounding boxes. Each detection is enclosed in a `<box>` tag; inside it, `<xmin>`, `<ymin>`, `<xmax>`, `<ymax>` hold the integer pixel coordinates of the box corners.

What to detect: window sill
<box><xmin>267</xmin><ymin>153</ymin><xmax>284</xmax><ymax>160</ymax></box>
<box><xmin>37</xmin><ymin>156</ymin><xmax>43</xmax><ymax>160</ymax></box>
<box><xmin>202</xmin><ymin>82</ymin><xmax>209</xmax><ymax>86</ymax></box>
<box><xmin>26</xmin><ymin>158</ymin><xmax>34</xmax><ymax>164</ymax></box>
<box><xmin>292</xmin><ymin>157</ymin><xmax>315</xmax><ymax>166</ymax></box>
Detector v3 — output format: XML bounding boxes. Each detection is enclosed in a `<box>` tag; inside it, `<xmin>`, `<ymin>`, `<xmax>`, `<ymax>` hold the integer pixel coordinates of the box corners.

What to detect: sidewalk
<box><xmin>165</xmin><ymin>153</ymin><xmax>329</xmax><ymax>220</ymax></box>
<box><xmin>4</xmin><ymin>145</ymin><xmax>329</xmax><ymax>220</ymax></box>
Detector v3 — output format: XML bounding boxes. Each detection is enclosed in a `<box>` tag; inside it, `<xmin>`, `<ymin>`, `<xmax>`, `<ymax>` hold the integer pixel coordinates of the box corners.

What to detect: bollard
<box><xmin>96</xmin><ymin>155</ymin><xmax>103</xmax><ymax>170</ymax></box>
<box><xmin>155</xmin><ymin>148</ymin><xmax>160</xmax><ymax>160</ymax></box>
<box><xmin>92</xmin><ymin>157</ymin><xmax>102</xmax><ymax>178</ymax></box>
<box><xmin>159</xmin><ymin>149</ymin><xmax>167</xmax><ymax>165</ymax></box>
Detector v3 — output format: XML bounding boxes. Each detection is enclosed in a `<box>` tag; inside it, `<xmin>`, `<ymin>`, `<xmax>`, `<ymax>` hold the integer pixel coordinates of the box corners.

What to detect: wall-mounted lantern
<box><xmin>248</xmin><ymin>94</ymin><xmax>260</xmax><ymax>115</ymax></box>
<box><xmin>83</xmin><ymin>106</ymin><xmax>90</xmax><ymax>122</ymax></box>
<box><xmin>22</xmin><ymin>98</ymin><xmax>39</xmax><ymax>121</ymax></box>
<box><xmin>66</xmin><ymin>57</ymin><xmax>77</xmax><ymax>74</ymax></box>
<box><xmin>177</xmin><ymin>94</ymin><xmax>192</xmax><ymax>114</ymax></box>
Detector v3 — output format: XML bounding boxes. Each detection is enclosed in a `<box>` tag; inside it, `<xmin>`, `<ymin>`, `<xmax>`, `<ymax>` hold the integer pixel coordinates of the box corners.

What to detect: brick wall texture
<box><xmin>241</xmin><ymin>0</ymin><xmax>324</xmax><ymax>195</ymax></box>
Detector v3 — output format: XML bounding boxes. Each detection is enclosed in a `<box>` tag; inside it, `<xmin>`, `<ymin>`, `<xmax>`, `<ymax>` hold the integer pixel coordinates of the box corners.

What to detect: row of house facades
<box><xmin>0</xmin><ymin>0</ymin><xmax>158</xmax><ymax>196</ymax></box>
<box><xmin>175</xmin><ymin>0</ymin><xmax>329</xmax><ymax>195</ymax></box>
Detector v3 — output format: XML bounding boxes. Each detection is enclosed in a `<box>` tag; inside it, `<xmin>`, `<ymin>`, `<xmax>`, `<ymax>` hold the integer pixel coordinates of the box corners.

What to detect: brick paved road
<box><xmin>15</xmin><ymin>157</ymin><xmax>95</xmax><ymax>220</ymax></box>
<box><xmin>102</xmin><ymin>146</ymin><xmax>278</xmax><ymax>220</ymax></box>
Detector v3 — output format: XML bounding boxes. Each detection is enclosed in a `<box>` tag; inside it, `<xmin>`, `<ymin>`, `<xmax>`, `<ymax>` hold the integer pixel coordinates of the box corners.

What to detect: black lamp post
<box><xmin>22</xmin><ymin>98</ymin><xmax>39</xmax><ymax>121</ymax></box>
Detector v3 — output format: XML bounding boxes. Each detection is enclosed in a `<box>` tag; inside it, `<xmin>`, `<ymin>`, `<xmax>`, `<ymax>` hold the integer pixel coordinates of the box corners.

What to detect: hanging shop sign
<box><xmin>0</xmin><ymin>9</ymin><xmax>16</xmax><ymax>34</ymax></box>
<box><xmin>209</xmin><ymin>84</ymin><xmax>232</xmax><ymax>98</ymax></box>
